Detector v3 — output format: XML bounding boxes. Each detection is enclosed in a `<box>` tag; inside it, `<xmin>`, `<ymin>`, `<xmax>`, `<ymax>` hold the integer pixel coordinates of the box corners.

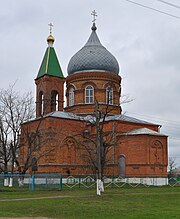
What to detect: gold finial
<box><xmin>91</xmin><ymin>10</ymin><xmax>97</xmax><ymax>23</ymax></box>
<box><xmin>48</xmin><ymin>22</ymin><xmax>54</xmax><ymax>34</ymax></box>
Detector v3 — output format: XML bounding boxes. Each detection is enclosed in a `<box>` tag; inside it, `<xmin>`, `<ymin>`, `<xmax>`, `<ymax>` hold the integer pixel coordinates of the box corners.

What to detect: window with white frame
<box><xmin>106</xmin><ymin>86</ymin><xmax>113</xmax><ymax>105</ymax></box>
<box><xmin>69</xmin><ymin>87</ymin><xmax>75</xmax><ymax>106</ymax></box>
<box><xmin>85</xmin><ymin>85</ymin><xmax>94</xmax><ymax>104</ymax></box>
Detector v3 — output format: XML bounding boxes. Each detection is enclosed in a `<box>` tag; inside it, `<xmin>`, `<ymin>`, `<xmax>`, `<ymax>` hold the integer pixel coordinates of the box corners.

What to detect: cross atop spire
<box><xmin>47</xmin><ymin>23</ymin><xmax>55</xmax><ymax>46</ymax></box>
<box><xmin>91</xmin><ymin>10</ymin><xmax>97</xmax><ymax>23</ymax></box>
<box><xmin>48</xmin><ymin>23</ymin><xmax>54</xmax><ymax>34</ymax></box>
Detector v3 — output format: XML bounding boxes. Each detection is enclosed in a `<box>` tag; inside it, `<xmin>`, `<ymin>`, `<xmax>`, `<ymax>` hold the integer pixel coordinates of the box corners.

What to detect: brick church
<box><xmin>19</xmin><ymin>20</ymin><xmax>168</xmax><ymax>183</ymax></box>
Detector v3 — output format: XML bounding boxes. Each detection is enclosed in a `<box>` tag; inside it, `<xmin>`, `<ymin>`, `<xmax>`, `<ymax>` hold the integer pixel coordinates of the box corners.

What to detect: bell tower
<box><xmin>35</xmin><ymin>24</ymin><xmax>65</xmax><ymax>117</ymax></box>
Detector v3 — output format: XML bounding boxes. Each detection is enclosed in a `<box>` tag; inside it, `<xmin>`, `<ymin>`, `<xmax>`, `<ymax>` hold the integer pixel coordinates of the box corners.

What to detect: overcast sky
<box><xmin>0</xmin><ymin>0</ymin><xmax>180</xmax><ymax>166</ymax></box>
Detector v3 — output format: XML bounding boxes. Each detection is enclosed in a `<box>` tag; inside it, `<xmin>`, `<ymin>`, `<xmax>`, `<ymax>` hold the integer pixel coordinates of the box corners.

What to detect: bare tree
<box><xmin>0</xmin><ymin>118</ymin><xmax>11</xmax><ymax>174</ymax></box>
<box><xmin>76</xmin><ymin>91</ymin><xmax>121</xmax><ymax>194</ymax></box>
<box><xmin>74</xmin><ymin>82</ymin><xmax>132</xmax><ymax>195</ymax></box>
<box><xmin>80</xmin><ymin>103</ymin><xmax>118</xmax><ymax>194</ymax></box>
<box><xmin>0</xmin><ymin>84</ymin><xmax>62</xmax><ymax>186</ymax></box>
<box><xmin>168</xmin><ymin>157</ymin><xmax>176</xmax><ymax>177</ymax></box>
<box><xmin>18</xmin><ymin>120</ymin><xmax>59</xmax><ymax>175</ymax></box>
<box><xmin>0</xmin><ymin>84</ymin><xmax>35</xmax><ymax>176</ymax></box>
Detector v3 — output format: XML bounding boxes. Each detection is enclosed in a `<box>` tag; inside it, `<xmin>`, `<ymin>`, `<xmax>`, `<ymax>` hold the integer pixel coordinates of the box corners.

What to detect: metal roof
<box><xmin>104</xmin><ymin>114</ymin><xmax>157</xmax><ymax>125</ymax></box>
<box><xmin>44</xmin><ymin>111</ymin><xmax>158</xmax><ymax>126</ymax></box>
<box><xmin>67</xmin><ymin>23</ymin><xmax>119</xmax><ymax>75</ymax></box>
<box><xmin>119</xmin><ymin>128</ymin><xmax>167</xmax><ymax>136</ymax></box>
<box><xmin>36</xmin><ymin>43</ymin><xmax>64</xmax><ymax>79</ymax></box>
<box><xmin>44</xmin><ymin>111</ymin><xmax>82</xmax><ymax>120</ymax></box>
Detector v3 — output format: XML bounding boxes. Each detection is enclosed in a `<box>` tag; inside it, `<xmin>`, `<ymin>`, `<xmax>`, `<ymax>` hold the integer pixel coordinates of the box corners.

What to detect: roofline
<box><xmin>21</xmin><ymin>112</ymin><xmax>162</xmax><ymax>128</ymax></box>
<box><xmin>105</xmin><ymin>114</ymin><xmax>160</xmax><ymax>126</ymax></box>
<box><xmin>35</xmin><ymin>74</ymin><xmax>65</xmax><ymax>81</ymax></box>
<box><xmin>118</xmin><ymin>133</ymin><xmax>167</xmax><ymax>137</ymax></box>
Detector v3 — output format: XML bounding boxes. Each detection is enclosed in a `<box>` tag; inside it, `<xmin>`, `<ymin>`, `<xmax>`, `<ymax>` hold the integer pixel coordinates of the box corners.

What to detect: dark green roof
<box><xmin>36</xmin><ymin>47</ymin><xmax>64</xmax><ymax>79</ymax></box>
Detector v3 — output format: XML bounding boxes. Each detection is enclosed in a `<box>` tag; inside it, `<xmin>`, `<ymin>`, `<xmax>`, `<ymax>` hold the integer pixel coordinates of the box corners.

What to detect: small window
<box><xmin>32</xmin><ymin>157</ymin><xmax>38</xmax><ymax>172</ymax></box>
<box><xmin>69</xmin><ymin>87</ymin><xmax>75</xmax><ymax>106</ymax></box>
<box><xmin>31</xmin><ymin>132</ymin><xmax>40</xmax><ymax>151</ymax></box>
<box><xmin>85</xmin><ymin>85</ymin><xmax>94</xmax><ymax>104</ymax></box>
<box><xmin>51</xmin><ymin>90</ymin><xmax>59</xmax><ymax>111</ymax></box>
<box><xmin>119</xmin><ymin>154</ymin><xmax>126</xmax><ymax>178</ymax></box>
<box><xmin>39</xmin><ymin>92</ymin><xmax>44</xmax><ymax>115</ymax></box>
<box><xmin>106</xmin><ymin>87</ymin><xmax>113</xmax><ymax>105</ymax></box>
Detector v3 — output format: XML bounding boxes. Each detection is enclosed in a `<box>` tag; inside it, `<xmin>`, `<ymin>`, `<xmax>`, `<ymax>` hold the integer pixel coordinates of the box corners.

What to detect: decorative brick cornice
<box><xmin>66</xmin><ymin>71</ymin><xmax>121</xmax><ymax>83</ymax></box>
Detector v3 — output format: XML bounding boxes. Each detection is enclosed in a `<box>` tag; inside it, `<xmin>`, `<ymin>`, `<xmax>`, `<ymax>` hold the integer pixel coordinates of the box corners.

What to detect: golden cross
<box><xmin>91</xmin><ymin>10</ymin><xmax>97</xmax><ymax>23</ymax></box>
<box><xmin>48</xmin><ymin>23</ymin><xmax>54</xmax><ymax>34</ymax></box>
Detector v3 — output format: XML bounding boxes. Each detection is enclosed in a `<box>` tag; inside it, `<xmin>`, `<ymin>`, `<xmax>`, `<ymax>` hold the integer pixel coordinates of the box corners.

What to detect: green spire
<box><xmin>36</xmin><ymin>34</ymin><xmax>64</xmax><ymax>79</ymax></box>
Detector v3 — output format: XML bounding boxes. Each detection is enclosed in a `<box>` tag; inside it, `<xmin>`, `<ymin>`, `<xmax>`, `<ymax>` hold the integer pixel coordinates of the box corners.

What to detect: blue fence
<box><xmin>0</xmin><ymin>174</ymin><xmax>62</xmax><ymax>191</ymax></box>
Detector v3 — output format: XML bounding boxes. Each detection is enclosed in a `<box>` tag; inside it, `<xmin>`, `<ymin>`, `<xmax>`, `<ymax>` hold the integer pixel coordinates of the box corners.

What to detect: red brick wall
<box><xmin>35</xmin><ymin>75</ymin><xmax>65</xmax><ymax>117</ymax></box>
<box><xmin>65</xmin><ymin>71</ymin><xmax>122</xmax><ymax>115</ymax></box>
<box><xmin>116</xmin><ymin>135</ymin><xmax>168</xmax><ymax>177</ymax></box>
<box><xmin>19</xmin><ymin>116</ymin><xmax>168</xmax><ymax>177</ymax></box>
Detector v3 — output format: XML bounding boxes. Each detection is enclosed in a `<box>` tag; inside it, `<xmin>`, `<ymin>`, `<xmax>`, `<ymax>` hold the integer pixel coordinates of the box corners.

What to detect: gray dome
<box><xmin>67</xmin><ymin>23</ymin><xmax>119</xmax><ymax>75</ymax></box>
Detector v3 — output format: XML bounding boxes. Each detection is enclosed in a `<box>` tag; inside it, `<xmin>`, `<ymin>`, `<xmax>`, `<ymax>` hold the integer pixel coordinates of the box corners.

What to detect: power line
<box><xmin>125</xmin><ymin>0</ymin><xmax>180</xmax><ymax>20</ymax></box>
<box><xmin>127</xmin><ymin>111</ymin><xmax>180</xmax><ymax>128</ymax></box>
<box><xmin>169</xmin><ymin>137</ymin><xmax>180</xmax><ymax>141</ymax></box>
<box><xmin>157</xmin><ymin>0</ymin><xmax>180</xmax><ymax>9</ymax></box>
<box><xmin>126</xmin><ymin>112</ymin><xmax>180</xmax><ymax>140</ymax></box>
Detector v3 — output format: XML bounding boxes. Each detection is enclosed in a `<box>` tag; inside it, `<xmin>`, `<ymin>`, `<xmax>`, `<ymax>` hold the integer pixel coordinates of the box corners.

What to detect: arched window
<box><xmin>106</xmin><ymin>86</ymin><xmax>113</xmax><ymax>105</ymax></box>
<box><xmin>55</xmin><ymin>93</ymin><xmax>59</xmax><ymax>111</ymax></box>
<box><xmin>32</xmin><ymin>157</ymin><xmax>38</xmax><ymax>172</ymax></box>
<box><xmin>69</xmin><ymin>87</ymin><xmax>75</xmax><ymax>106</ymax></box>
<box><xmin>119</xmin><ymin>154</ymin><xmax>126</xmax><ymax>178</ymax></box>
<box><xmin>51</xmin><ymin>90</ymin><xmax>59</xmax><ymax>111</ymax></box>
<box><xmin>85</xmin><ymin>85</ymin><xmax>94</xmax><ymax>104</ymax></box>
<box><xmin>39</xmin><ymin>92</ymin><xmax>44</xmax><ymax>115</ymax></box>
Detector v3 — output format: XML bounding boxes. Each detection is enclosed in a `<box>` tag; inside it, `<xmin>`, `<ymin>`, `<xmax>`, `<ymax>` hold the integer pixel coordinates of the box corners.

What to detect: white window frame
<box><xmin>106</xmin><ymin>86</ymin><xmax>113</xmax><ymax>105</ymax></box>
<box><xmin>85</xmin><ymin>85</ymin><xmax>94</xmax><ymax>104</ymax></box>
<box><xmin>55</xmin><ymin>93</ymin><xmax>59</xmax><ymax>111</ymax></box>
<box><xmin>69</xmin><ymin>87</ymin><xmax>75</xmax><ymax>106</ymax></box>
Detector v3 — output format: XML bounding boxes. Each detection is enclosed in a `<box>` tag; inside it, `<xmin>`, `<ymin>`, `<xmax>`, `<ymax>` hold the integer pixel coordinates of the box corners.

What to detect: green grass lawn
<box><xmin>0</xmin><ymin>186</ymin><xmax>180</xmax><ymax>219</ymax></box>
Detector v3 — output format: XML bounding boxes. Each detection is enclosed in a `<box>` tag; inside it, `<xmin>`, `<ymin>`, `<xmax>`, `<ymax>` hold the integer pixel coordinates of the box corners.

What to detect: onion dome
<box><xmin>67</xmin><ymin>23</ymin><xmax>119</xmax><ymax>75</ymax></box>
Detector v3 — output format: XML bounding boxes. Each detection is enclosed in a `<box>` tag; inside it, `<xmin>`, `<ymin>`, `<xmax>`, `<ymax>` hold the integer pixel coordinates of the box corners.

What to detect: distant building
<box><xmin>19</xmin><ymin>21</ymin><xmax>168</xmax><ymax>184</ymax></box>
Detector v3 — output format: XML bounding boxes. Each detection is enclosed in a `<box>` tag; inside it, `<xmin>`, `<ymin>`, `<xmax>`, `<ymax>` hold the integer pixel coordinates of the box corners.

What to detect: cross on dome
<box><xmin>91</xmin><ymin>10</ymin><xmax>97</xmax><ymax>23</ymax></box>
<box><xmin>48</xmin><ymin>23</ymin><xmax>54</xmax><ymax>34</ymax></box>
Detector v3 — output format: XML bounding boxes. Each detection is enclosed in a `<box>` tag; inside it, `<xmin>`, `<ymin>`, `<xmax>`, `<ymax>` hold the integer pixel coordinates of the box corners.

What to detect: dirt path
<box><xmin>0</xmin><ymin>218</ymin><xmax>50</xmax><ymax>219</ymax></box>
<box><xmin>0</xmin><ymin>195</ymin><xmax>72</xmax><ymax>202</ymax></box>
